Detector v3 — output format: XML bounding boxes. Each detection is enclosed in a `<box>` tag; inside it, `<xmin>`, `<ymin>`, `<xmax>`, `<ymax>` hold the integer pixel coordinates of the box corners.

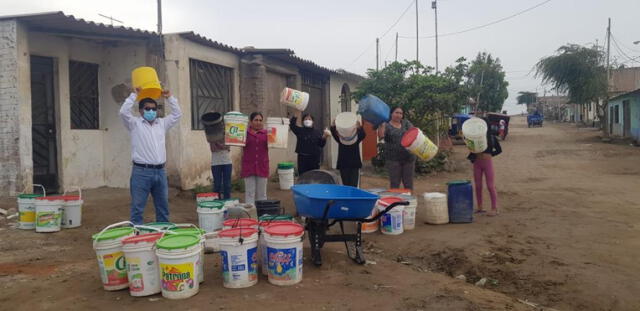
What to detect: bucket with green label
<box><xmin>34</xmin><ymin>196</ymin><xmax>63</xmax><ymax>233</ymax></box>
<box><xmin>92</xmin><ymin>221</ymin><xmax>136</xmax><ymax>291</ymax></box>
<box><xmin>155</xmin><ymin>233</ymin><xmax>202</xmax><ymax>299</ymax></box>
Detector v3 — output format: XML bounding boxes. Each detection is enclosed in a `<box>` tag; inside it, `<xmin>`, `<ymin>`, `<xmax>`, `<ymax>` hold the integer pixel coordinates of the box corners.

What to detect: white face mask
<box><xmin>303</xmin><ymin>120</ymin><xmax>313</xmax><ymax>127</ymax></box>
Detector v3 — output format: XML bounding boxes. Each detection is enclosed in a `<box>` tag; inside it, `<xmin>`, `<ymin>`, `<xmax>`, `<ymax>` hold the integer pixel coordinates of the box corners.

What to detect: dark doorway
<box><xmin>30</xmin><ymin>56</ymin><xmax>59</xmax><ymax>193</ymax></box>
<box><xmin>623</xmin><ymin>100</ymin><xmax>631</xmax><ymax>137</ymax></box>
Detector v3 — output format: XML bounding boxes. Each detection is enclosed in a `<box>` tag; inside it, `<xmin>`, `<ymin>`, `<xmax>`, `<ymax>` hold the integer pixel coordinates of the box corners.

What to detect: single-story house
<box><xmin>607</xmin><ymin>88</ymin><xmax>640</xmax><ymax>142</ymax></box>
<box><xmin>0</xmin><ymin>11</ymin><xmax>363</xmax><ymax>197</ymax></box>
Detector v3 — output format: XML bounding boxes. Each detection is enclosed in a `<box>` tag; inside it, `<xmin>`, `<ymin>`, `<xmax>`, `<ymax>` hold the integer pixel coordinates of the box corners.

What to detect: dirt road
<box><xmin>1</xmin><ymin>116</ymin><xmax>639</xmax><ymax>310</ymax></box>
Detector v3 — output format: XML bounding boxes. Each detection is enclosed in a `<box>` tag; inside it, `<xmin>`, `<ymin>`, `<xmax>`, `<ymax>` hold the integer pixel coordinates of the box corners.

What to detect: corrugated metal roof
<box><xmin>0</xmin><ymin>11</ymin><xmax>156</xmax><ymax>40</ymax></box>
<box><xmin>176</xmin><ymin>31</ymin><xmax>243</xmax><ymax>54</ymax></box>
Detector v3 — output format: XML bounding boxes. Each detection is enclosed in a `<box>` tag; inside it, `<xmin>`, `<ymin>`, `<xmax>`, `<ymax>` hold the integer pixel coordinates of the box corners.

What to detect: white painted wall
<box><xmin>328</xmin><ymin>73</ymin><xmax>360</xmax><ymax>169</ymax></box>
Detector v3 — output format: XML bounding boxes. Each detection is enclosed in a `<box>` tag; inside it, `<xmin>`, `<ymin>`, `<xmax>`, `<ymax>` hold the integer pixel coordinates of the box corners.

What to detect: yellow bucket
<box><xmin>131</xmin><ymin>67</ymin><xmax>162</xmax><ymax>101</ymax></box>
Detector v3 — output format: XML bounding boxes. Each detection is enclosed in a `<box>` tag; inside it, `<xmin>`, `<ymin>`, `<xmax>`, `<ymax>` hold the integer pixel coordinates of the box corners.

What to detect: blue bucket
<box><xmin>447</xmin><ymin>180</ymin><xmax>473</xmax><ymax>223</ymax></box>
<box><xmin>357</xmin><ymin>94</ymin><xmax>390</xmax><ymax>127</ymax></box>
<box><xmin>292</xmin><ymin>184</ymin><xmax>379</xmax><ymax>219</ymax></box>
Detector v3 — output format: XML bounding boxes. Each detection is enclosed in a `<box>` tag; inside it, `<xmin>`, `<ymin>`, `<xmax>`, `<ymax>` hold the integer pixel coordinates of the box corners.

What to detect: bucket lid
<box><xmin>143</xmin><ymin>222</ymin><xmax>175</xmax><ymax>230</ymax></box>
<box><xmin>122</xmin><ymin>232</ymin><xmax>163</xmax><ymax>245</ymax></box>
<box><xmin>168</xmin><ymin>227</ymin><xmax>205</xmax><ymax>236</ymax></box>
<box><xmin>223</xmin><ymin>218</ymin><xmax>258</xmax><ymax>228</ymax></box>
<box><xmin>259</xmin><ymin>214</ymin><xmax>293</xmax><ymax>222</ymax></box>
<box><xmin>259</xmin><ymin>220</ymin><xmax>292</xmax><ymax>228</ymax></box>
<box><xmin>198</xmin><ymin>201</ymin><xmax>225</xmax><ymax>209</ymax></box>
<box><xmin>218</xmin><ymin>227</ymin><xmax>258</xmax><ymax>238</ymax></box>
<box><xmin>378</xmin><ymin>196</ymin><xmax>403</xmax><ymax>207</ymax></box>
<box><xmin>18</xmin><ymin>193</ymin><xmax>44</xmax><ymax>199</ymax></box>
<box><xmin>277</xmin><ymin>162</ymin><xmax>295</xmax><ymax>169</ymax></box>
<box><xmin>264</xmin><ymin>223</ymin><xmax>304</xmax><ymax>237</ymax></box>
<box><xmin>401</xmin><ymin>127</ymin><xmax>420</xmax><ymax>148</ymax></box>
<box><xmin>224</xmin><ymin>111</ymin><xmax>247</xmax><ymax>117</ymax></box>
<box><xmin>62</xmin><ymin>195</ymin><xmax>81</xmax><ymax>201</ymax></box>
<box><xmin>92</xmin><ymin>227</ymin><xmax>135</xmax><ymax>241</ymax></box>
<box><xmin>447</xmin><ymin>180</ymin><xmax>471</xmax><ymax>186</ymax></box>
<box><xmin>156</xmin><ymin>234</ymin><xmax>201</xmax><ymax>250</ymax></box>
<box><xmin>196</xmin><ymin>192</ymin><xmax>219</xmax><ymax>198</ymax></box>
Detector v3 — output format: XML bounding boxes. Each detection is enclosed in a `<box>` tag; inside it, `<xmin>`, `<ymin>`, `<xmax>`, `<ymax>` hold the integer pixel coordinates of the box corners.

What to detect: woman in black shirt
<box><xmin>330</xmin><ymin>119</ymin><xmax>366</xmax><ymax>187</ymax></box>
<box><xmin>290</xmin><ymin>110</ymin><xmax>330</xmax><ymax>176</ymax></box>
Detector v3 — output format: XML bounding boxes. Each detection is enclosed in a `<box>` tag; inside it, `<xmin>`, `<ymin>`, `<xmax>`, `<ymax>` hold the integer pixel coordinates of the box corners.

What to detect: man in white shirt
<box><xmin>119</xmin><ymin>88</ymin><xmax>182</xmax><ymax>225</ymax></box>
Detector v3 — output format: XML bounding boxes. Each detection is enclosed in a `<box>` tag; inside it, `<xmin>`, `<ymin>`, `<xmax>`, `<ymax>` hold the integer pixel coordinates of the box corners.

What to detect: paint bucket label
<box><xmin>221</xmin><ymin>247</ymin><xmax>258</xmax><ymax>283</ymax></box>
<box><xmin>380</xmin><ymin>213</ymin><xmax>402</xmax><ymax>233</ymax></box>
<box><xmin>267</xmin><ymin>247</ymin><xmax>297</xmax><ymax>281</ymax></box>
<box><xmin>267</xmin><ymin>126</ymin><xmax>277</xmax><ymax>144</ymax></box>
<box><xmin>225</xmin><ymin>122</ymin><xmax>247</xmax><ymax>145</ymax></box>
<box><xmin>36</xmin><ymin>212</ymin><xmax>60</xmax><ymax>228</ymax></box>
<box><xmin>127</xmin><ymin>257</ymin><xmax>144</xmax><ymax>292</ymax></box>
<box><xmin>247</xmin><ymin>247</ymin><xmax>258</xmax><ymax>281</ymax></box>
<box><xmin>19</xmin><ymin>210</ymin><xmax>35</xmax><ymax>223</ymax></box>
<box><xmin>98</xmin><ymin>251</ymin><xmax>128</xmax><ymax>287</ymax></box>
<box><xmin>160</xmin><ymin>262</ymin><xmax>196</xmax><ymax>293</ymax></box>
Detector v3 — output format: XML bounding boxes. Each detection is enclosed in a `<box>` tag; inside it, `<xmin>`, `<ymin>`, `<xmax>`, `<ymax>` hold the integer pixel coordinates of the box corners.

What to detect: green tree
<box><xmin>535</xmin><ymin>44</ymin><xmax>607</xmax><ymax>126</ymax></box>
<box><xmin>466</xmin><ymin>52</ymin><xmax>509</xmax><ymax>112</ymax></box>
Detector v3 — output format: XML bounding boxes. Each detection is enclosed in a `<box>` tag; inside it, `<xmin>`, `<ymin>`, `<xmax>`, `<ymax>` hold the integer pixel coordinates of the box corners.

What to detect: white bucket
<box><xmin>204</xmin><ymin>230</ymin><xmax>221</xmax><ymax>253</ymax></box>
<box><xmin>92</xmin><ymin>221</ymin><xmax>136</xmax><ymax>291</ymax></box>
<box><xmin>197</xmin><ymin>201</ymin><xmax>226</xmax><ymax>233</ymax></box>
<box><xmin>223</xmin><ymin>218</ymin><xmax>259</xmax><ymax>230</ymax></box>
<box><xmin>35</xmin><ymin>197</ymin><xmax>63</xmax><ymax>233</ymax></box>
<box><xmin>401</xmin><ymin>127</ymin><xmax>438</xmax><ymax>161</ymax></box>
<box><xmin>18</xmin><ymin>196</ymin><xmax>41</xmax><ymax>229</ymax></box>
<box><xmin>335</xmin><ymin>112</ymin><xmax>359</xmax><ymax>145</ymax></box>
<box><xmin>280</xmin><ymin>87</ymin><xmax>309</xmax><ymax>111</ymax></box>
<box><xmin>196</xmin><ymin>192</ymin><xmax>219</xmax><ymax>203</ymax></box>
<box><xmin>378</xmin><ymin>197</ymin><xmax>404</xmax><ymax>235</ymax></box>
<box><xmin>423</xmin><ymin>192</ymin><xmax>449</xmax><ymax>224</ymax></box>
<box><xmin>258</xmin><ymin>220</ymin><xmax>294</xmax><ymax>276</ymax></box>
<box><xmin>267</xmin><ymin>117</ymin><xmax>290</xmax><ymax>149</ymax></box>
<box><xmin>277</xmin><ymin>168</ymin><xmax>295</xmax><ymax>190</ymax></box>
<box><xmin>461</xmin><ymin>117</ymin><xmax>488</xmax><ymax>153</ymax></box>
<box><xmin>61</xmin><ymin>187</ymin><xmax>83</xmax><ymax>228</ymax></box>
<box><xmin>218</xmin><ymin>228</ymin><xmax>259</xmax><ymax>288</ymax></box>
<box><xmin>264</xmin><ymin>223</ymin><xmax>304</xmax><ymax>286</ymax></box>
<box><xmin>224</xmin><ymin>112</ymin><xmax>249</xmax><ymax>147</ymax></box>
<box><xmin>156</xmin><ymin>234</ymin><xmax>202</xmax><ymax>299</ymax></box>
<box><xmin>397</xmin><ymin>195</ymin><xmax>418</xmax><ymax>230</ymax></box>
<box><xmin>166</xmin><ymin>225</ymin><xmax>206</xmax><ymax>284</ymax></box>
<box><xmin>122</xmin><ymin>232</ymin><xmax>164</xmax><ymax>297</ymax></box>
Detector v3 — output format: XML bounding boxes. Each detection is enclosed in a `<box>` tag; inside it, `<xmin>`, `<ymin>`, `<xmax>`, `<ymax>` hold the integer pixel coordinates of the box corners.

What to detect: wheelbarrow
<box><xmin>291</xmin><ymin>184</ymin><xmax>409</xmax><ymax>266</ymax></box>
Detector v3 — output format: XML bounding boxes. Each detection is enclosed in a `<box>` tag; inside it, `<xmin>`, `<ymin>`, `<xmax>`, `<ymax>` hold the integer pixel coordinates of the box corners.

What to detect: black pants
<box><xmin>340</xmin><ymin>168</ymin><xmax>360</xmax><ymax>187</ymax></box>
<box><xmin>297</xmin><ymin>154</ymin><xmax>320</xmax><ymax>176</ymax></box>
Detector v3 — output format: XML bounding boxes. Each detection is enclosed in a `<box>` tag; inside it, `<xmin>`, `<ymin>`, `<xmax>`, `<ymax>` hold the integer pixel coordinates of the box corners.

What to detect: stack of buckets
<box><xmin>362</xmin><ymin>189</ymin><xmax>418</xmax><ymax>234</ymax></box>
<box><xmin>334</xmin><ymin>112</ymin><xmax>359</xmax><ymax>145</ymax></box>
<box><xmin>267</xmin><ymin>117</ymin><xmax>290</xmax><ymax>149</ymax></box>
<box><xmin>24</xmin><ymin>189</ymin><xmax>83</xmax><ymax>233</ymax></box>
<box><xmin>277</xmin><ymin>162</ymin><xmax>295</xmax><ymax>190</ymax></box>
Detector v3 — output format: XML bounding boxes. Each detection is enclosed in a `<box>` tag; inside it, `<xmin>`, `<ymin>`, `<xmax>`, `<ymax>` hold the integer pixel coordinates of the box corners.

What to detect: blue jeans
<box><xmin>212</xmin><ymin>164</ymin><xmax>232</xmax><ymax>199</ymax></box>
<box><xmin>130</xmin><ymin>166</ymin><xmax>169</xmax><ymax>225</ymax></box>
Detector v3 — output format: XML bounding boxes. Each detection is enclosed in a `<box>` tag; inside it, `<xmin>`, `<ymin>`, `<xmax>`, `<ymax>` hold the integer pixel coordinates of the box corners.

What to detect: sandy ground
<box><xmin>1</xmin><ymin>116</ymin><xmax>639</xmax><ymax>311</ymax></box>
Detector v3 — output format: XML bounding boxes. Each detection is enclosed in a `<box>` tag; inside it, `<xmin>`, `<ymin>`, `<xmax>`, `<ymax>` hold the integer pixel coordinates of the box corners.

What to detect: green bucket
<box><xmin>277</xmin><ymin>162</ymin><xmax>294</xmax><ymax>170</ymax></box>
<box><xmin>258</xmin><ymin>214</ymin><xmax>293</xmax><ymax>222</ymax></box>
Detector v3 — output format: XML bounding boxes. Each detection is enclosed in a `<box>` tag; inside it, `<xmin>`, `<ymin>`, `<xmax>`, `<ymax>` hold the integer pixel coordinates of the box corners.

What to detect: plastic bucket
<box><xmin>335</xmin><ymin>112</ymin><xmax>359</xmax><ymax>145</ymax></box>
<box><xmin>423</xmin><ymin>192</ymin><xmax>449</xmax><ymax>224</ymax></box>
<box><xmin>360</xmin><ymin>207</ymin><xmax>379</xmax><ymax>233</ymax></box>
<box><xmin>256</xmin><ymin>200</ymin><xmax>282</xmax><ymax>217</ymax></box>
<box><xmin>278</xmin><ymin>167</ymin><xmax>295</xmax><ymax>190</ymax></box>
<box><xmin>223</xmin><ymin>218</ymin><xmax>259</xmax><ymax>230</ymax></box>
<box><xmin>196</xmin><ymin>192</ymin><xmax>219</xmax><ymax>204</ymax></box>
<box><xmin>202</xmin><ymin>112</ymin><xmax>225</xmax><ymax>144</ymax></box>
<box><xmin>197</xmin><ymin>201</ymin><xmax>226</xmax><ymax>233</ymax></box>
<box><xmin>280</xmin><ymin>87</ymin><xmax>309</xmax><ymax>111</ymax></box>
<box><xmin>17</xmin><ymin>193</ymin><xmax>44</xmax><ymax>230</ymax></box>
<box><xmin>447</xmin><ymin>180</ymin><xmax>474</xmax><ymax>223</ymax></box>
<box><xmin>131</xmin><ymin>67</ymin><xmax>162</xmax><ymax>101</ymax></box>
<box><xmin>35</xmin><ymin>196</ymin><xmax>63</xmax><ymax>233</ymax></box>
<box><xmin>395</xmin><ymin>194</ymin><xmax>418</xmax><ymax>230</ymax></box>
<box><xmin>166</xmin><ymin>225</ymin><xmax>206</xmax><ymax>284</ymax></box>
<box><xmin>461</xmin><ymin>117</ymin><xmax>488</xmax><ymax>153</ymax></box>
<box><xmin>60</xmin><ymin>187</ymin><xmax>83</xmax><ymax>228</ymax></box>
<box><xmin>218</xmin><ymin>228</ymin><xmax>259</xmax><ymax>288</ymax></box>
<box><xmin>258</xmin><ymin>220</ymin><xmax>294</xmax><ymax>276</ymax></box>
<box><xmin>357</xmin><ymin>94</ymin><xmax>390</xmax><ymax>127</ymax></box>
<box><xmin>138</xmin><ymin>222</ymin><xmax>175</xmax><ymax>234</ymax></box>
<box><xmin>267</xmin><ymin>117</ymin><xmax>290</xmax><ymax>149</ymax></box>
<box><xmin>264</xmin><ymin>223</ymin><xmax>304</xmax><ymax>286</ymax></box>
<box><xmin>204</xmin><ymin>230</ymin><xmax>221</xmax><ymax>253</ymax></box>
<box><xmin>401</xmin><ymin>127</ymin><xmax>438</xmax><ymax>161</ymax></box>
<box><xmin>122</xmin><ymin>232</ymin><xmax>164</xmax><ymax>297</ymax></box>
<box><xmin>155</xmin><ymin>234</ymin><xmax>202</xmax><ymax>299</ymax></box>
<box><xmin>92</xmin><ymin>221</ymin><xmax>136</xmax><ymax>291</ymax></box>
<box><xmin>224</xmin><ymin>112</ymin><xmax>249</xmax><ymax>146</ymax></box>
<box><xmin>378</xmin><ymin>197</ymin><xmax>404</xmax><ymax>235</ymax></box>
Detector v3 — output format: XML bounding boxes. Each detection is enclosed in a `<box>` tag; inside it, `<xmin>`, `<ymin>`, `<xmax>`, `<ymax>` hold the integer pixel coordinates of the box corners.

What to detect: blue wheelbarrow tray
<box><xmin>291</xmin><ymin>184</ymin><xmax>380</xmax><ymax>219</ymax></box>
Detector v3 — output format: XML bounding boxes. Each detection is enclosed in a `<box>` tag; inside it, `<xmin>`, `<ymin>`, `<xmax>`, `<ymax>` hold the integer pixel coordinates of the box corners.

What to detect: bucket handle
<box><xmin>23</xmin><ymin>184</ymin><xmax>46</xmax><ymax>197</ymax></box>
<box><xmin>134</xmin><ymin>225</ymin><xmax>163</xmax><ymax>234</ymax></box>
<box><xmin>62</xmin><ymin>186</ymin><xmax>82</xmax><ymax>200</ymax></box>
<box><xmin>92</xmin><ymin>221</ymin><xmax>134</xmax><ymax>248</ymax></box>
<box><xmin>171</xmin><ymin>223</ymin><xmax>200</xmax><ymax>231</ymax></box>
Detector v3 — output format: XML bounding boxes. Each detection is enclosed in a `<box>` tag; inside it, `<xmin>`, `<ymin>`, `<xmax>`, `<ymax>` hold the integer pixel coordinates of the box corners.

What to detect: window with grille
<box><xmin>69</xmin><ymin>61</ymin><xmax>99</xmax><ymax>129</ymax></box>
<box><xmin>340</xmin><ymin>83</ymin><xmax>351</xmax><ymax>112</ymax></box>
<box><xmin>614</xmin><ymin>104</ymin><xmax>620</xmax><ymax>123</ymax></box>
<box><xmin>190</xmin><ymin>59</ymin><xmax>234</xmax><ymax>130</ymax></box>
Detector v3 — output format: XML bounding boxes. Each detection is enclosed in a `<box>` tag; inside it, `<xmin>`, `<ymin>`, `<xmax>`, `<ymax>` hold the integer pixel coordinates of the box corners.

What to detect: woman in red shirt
<box><xmin>241</xmin><ymin>112</ymin><xmax>269</xmax><ymax>205</ymax></box>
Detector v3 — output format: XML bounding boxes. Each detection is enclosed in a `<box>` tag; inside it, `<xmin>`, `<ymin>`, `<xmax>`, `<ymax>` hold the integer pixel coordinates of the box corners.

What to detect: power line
<box><xmin>399</xmin><ymin>0</ymin><xmax>553</xmax><ymax>39</ymax></box>
<box><xmin>611</xmin><ymin>34</ymin><xmax>640</xmax><ymax>64</ymax></box>
<box><xmin>611</xmin><ymin>33</ymin><xmax>640</xmax><ymax>54</ymax></box>
<box><xmin>346</xmin><ymin>0</ymin><xmax>415</xmax><ymax>68</ymax></box>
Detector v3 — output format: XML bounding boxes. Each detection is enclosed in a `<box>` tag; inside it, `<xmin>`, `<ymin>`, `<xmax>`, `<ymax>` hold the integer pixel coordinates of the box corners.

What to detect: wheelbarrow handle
<box><xmin>366</xmin><ymin>201</ymin><xmax>410</xmax><ymax>222</ymax></box>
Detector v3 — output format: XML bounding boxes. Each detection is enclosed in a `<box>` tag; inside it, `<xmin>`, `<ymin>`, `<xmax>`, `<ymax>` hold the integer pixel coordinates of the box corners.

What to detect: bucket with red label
<box><xmin>122</xmin><ymin>232</ymin><xmax>164</xmax><ymax>296</ymax></box>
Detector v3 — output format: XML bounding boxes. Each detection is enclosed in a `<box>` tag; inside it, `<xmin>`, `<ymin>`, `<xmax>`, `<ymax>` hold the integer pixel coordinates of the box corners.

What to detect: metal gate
<box><xmin>190</xmin><ymin>59</ymin><xmax>233</xmax><ymax>130</ymax></box>
<box><xmin>31</xmin><ymin>56</ymin><xmax>59</xmax><ymax>193</ymax></box>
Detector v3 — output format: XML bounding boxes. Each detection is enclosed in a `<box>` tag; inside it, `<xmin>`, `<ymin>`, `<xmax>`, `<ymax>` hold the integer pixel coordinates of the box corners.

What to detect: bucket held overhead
<box><xmin>131</xmin><ymin>66</ymin><xmax>162</xmax><ymax>101</ymax></box>
<box><xmin>280</xmin><ymin>87</ymin><xmax>309</xmax><ymax>111</ymax></box>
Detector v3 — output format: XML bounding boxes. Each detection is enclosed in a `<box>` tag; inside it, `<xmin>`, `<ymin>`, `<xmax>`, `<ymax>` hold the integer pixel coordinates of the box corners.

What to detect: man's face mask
<box><xmin>143</xmin><ymin>107</ymin><xmax>157</xmax><ymax>121</ymax></box>
<box><xmin>303</xmin><ymin>119</ymin><xmax>313</xmax><ymax>128</ymax></box>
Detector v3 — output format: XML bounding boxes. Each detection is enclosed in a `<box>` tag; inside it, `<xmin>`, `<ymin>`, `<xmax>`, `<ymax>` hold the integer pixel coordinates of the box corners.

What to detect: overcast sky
<box><xmin>4</xmin><ymin>0</ymin><xmax>640</xmax><ymax>114</ymax></box>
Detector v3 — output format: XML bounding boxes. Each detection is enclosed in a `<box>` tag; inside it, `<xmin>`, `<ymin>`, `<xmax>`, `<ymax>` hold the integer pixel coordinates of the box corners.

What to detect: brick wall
<box><xmin>0</xmin><ymin>20</ymin><xmax>22</xmax><ymax>196</ymax></box>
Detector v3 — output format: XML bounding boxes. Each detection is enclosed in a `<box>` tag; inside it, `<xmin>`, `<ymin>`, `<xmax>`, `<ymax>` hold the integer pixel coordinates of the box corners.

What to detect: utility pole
<box><xmin>376</xmin><ymin>38</ymin><xmax>380</xmax><ymax>71</ymax></box>
<box><xmin>605</xmin><ymin>17</ymin><xmax>611</xmax><ymax>134</ymax></box>
<box><xmin>157</xmin><ymin>0</ymin><xmax>163</xmax><ymax>34</ymax></box>
<box><xmin>395</xmin><ymin>32</ymin><xmax>399</xmax><ymax>62</ymax></box>
<box><xmin>415</xmin><ymin>0</ymin><xmax>419</xmax><ymax>63</ymax></box>
<box><xmin>432</xmin><ymin>0</ymin><xmax>439</xmax><ymax>72</ymax></box>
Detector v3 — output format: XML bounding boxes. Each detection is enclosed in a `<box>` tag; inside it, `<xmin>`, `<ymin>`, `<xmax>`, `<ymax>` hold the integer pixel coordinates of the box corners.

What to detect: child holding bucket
<box><xmin>209</xmin><ymin>141</ymin><xmax>232</xmax><ymax>199</ymax></box>
<box><xmin>377</xmin><ymin>106</ymin><xmax>416</xmax><ymax>190</ymax></box>
<box><xmin>242</xmin><ymin>112</ymin><xmax>269</xmax><ymax>205</ymax></box>
<box><xmin>330</xmin><ymin>119</ymin><xmax>366</xmax><ymax>187</ymax></box>
<box><xmin>290</xmin><ymin>110</ymin><xmax>330</xmax><ymax>176</ymax></box>
<box><xmin>467</xmin><ymin>118</ymin><xmax>502</xmax><ymax>216</ymax></box>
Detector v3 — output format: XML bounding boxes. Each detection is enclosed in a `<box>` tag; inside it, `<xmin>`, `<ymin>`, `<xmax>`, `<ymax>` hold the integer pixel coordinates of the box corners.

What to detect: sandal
<box><xmin>487</xmin><ymin>210</ymin><xmax>499</xmax><ymax>217</ymax></box>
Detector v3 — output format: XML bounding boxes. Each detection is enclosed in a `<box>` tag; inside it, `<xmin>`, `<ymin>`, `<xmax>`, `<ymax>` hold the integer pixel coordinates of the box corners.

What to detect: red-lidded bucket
<box><xmin>263</xmin><ymin>223</ymin><xmax>305</xmax><ymax>286</ymax></box>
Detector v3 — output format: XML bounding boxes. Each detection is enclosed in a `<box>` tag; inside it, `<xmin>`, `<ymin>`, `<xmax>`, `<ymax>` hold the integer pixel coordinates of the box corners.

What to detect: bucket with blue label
<box><xmin>218</xmin><ymin>227</ymin><xmax>259</xmax><ymax>288</ymax></box>
<box><xmin>264</xmin><ymin>223</ymin><xmax>305</xmax><ymax>286</ymax></box>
